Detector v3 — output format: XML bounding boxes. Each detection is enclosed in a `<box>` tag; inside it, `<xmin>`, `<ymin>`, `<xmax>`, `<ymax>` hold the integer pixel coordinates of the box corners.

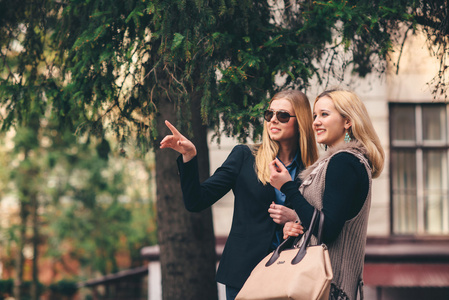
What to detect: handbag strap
<box><xmin>291</xmin><ymin>208</ymin><xmax>324</xmax><ymax>265</ymax></box>
<box><xmin>316</xmin><ymin>208</ymin><xmax>325</xmax><ymax>244</ymax></box>
<box><xmin>265</xmin><ymin>208</ymin><xmax>324</xmax><ymax>267</ymax></box>
<box><xmin>265</xmin><ymin>235</ymin><xmax>296</xmax><ymax>267</ymax></box>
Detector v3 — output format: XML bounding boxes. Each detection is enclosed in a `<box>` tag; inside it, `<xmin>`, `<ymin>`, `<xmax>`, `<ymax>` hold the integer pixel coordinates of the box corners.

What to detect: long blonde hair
<box><xmin>315</xmin><ymin>89</ymin><xmax>385</xmax><ymax>178</ymax></box>
<box><xmin>255</xmin><ymin>90</ymin><xmax>318</xmax><ymax>185</ymax></box>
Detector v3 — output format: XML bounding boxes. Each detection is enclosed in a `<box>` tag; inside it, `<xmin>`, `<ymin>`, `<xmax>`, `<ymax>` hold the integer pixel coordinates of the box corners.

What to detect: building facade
<box><xmin>208</xmin><ymin>31</ymin><xmax>449</xmax><ymax>300</ymax></box>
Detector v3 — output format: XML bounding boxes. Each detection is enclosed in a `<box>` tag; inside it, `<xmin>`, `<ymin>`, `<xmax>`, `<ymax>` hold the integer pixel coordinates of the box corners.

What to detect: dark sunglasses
<box><xmin>264</xmin><ymin>109</ymin><xmax>296</xmax><ymax>123</ymax></box>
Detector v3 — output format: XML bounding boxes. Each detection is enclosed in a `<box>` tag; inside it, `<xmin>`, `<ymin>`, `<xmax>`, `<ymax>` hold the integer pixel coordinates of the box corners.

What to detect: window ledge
<box><xmin>366</xmin><ymin>236</ymin><xmax>449</xmax><ymax>262</ymax></box>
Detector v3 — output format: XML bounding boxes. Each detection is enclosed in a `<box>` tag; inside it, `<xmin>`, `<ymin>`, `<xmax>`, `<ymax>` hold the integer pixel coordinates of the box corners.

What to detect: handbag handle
<box><xmin>265</xmin><ymin>208</ymin><xmax>324</xmax><ymax>267</ymax></box>
<box><xmin>265</xmin><ymin>234</ymin><xmax>297</xmax><ymax>267</ymax></box>
<box><xmin>291</xmin><ymin>208</ymin><xmax>324</xmax><ymax>265</ymax></box>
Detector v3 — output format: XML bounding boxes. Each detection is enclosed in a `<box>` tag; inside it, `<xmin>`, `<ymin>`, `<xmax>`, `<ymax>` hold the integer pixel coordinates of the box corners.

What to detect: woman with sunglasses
<box><xmin>160</xmin><ymin>90</ymin><xmax>318</xmax><ymax>300</ymax></box>
<box><xmin>270</xmin><ymin>88</ymin><xmax>384</xmax><ymax>300</ymax></box>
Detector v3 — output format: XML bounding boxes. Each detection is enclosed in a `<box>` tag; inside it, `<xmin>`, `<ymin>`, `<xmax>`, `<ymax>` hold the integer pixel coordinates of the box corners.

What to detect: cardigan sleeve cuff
<box><xmin>280</xmin><ymin>181</ymin><xmax>298</xmax><ymax>198</ymax></box>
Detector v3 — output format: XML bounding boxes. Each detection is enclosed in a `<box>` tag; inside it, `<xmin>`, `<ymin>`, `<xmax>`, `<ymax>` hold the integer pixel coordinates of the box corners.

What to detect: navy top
<box><xmin>177</xmin><ymin>145</ymin><xmax>305</xmax><ymax>288</ymax></box>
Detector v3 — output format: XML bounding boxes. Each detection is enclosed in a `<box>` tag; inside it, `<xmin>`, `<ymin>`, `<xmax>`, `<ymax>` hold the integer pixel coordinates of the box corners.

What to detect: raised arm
<box><xmin>160</xmin><ymin>120</ymin><xmax>197</xmax><ymax>162</ymax></box>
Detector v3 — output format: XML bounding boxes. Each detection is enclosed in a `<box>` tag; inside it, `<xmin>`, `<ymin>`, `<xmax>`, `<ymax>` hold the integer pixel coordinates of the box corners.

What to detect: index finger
<box><xmin>269</xmin><ymin>160</ymin><xmax>279</xmax><ymax>173</ymax></box>
<box><xmin>165</xmin><ymin>120</ymin><xmax>181</xmax><ymax>136</ymax></box>
<box><xmin>274</xmin><ymin>158</ymin><xmax>287</xmax><ymax>171</ymax></box>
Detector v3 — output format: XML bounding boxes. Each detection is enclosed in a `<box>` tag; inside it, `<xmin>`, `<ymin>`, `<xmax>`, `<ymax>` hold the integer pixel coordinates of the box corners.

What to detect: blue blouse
<box><xmin>270</xmin><ymin>151</ymin><xmax>301</xmax><ymax>249</ymax></box>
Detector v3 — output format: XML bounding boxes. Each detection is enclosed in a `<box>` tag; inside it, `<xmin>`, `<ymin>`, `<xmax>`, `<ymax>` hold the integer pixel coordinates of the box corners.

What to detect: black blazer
<box><xmin>177</xmin><ymin>145</ymin><xmax>303</xmax><ymax>288</ymax></box>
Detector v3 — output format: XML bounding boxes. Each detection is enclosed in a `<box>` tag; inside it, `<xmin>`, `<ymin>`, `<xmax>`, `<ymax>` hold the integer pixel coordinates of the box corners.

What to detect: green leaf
<box><xmin>172</xmin><ymin>33</ymin><xmax>185</xmax><ymax>50</ymax></box>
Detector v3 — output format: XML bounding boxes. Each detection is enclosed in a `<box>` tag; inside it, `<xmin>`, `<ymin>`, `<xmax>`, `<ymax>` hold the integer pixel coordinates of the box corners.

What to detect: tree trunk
<box><xmin>155</xmin><ymin>93</ymin><xmax>218</xmax><ymax>300</ymax></box>
<box><xmin>13</xmin><ymin>203</ymin><xmax>27</xmax><ymax>300</ymax></box>
<box><xmin>31</xmin><ymin>192</ymin><xmax>39</xmax><ymax>300</ymax></box>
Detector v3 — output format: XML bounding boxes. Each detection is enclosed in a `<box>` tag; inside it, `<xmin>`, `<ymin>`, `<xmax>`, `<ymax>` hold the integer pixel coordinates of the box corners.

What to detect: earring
<box><xmin>344</xmin><ymin>131</ymin><xmax>351</xmax><ymax>143</ymax></box>
<box><xmin>325</xmin><ymin>144</ymin><xmax>328</xmax><ymax>151</ymax></box>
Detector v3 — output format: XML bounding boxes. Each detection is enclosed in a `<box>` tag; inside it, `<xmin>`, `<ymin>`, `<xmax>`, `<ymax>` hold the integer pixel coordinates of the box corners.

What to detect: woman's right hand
<box><xmin>160</xmin><ymin>120</ymin><xmax>197</xmax><ymax>162</ymax></box>
<box><xmin>283</xmin><ymin>221</ymin><xmax>304</xmax><ymax>239</ymax></box>
<box><xmin>269</xmin><ymin>158</ymin><xmax>293</xmax><ymax>190</ymax></box>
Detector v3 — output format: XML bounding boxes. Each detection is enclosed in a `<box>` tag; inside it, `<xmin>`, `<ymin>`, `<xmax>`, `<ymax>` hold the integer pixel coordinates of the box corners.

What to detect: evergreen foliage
<box><xmin>49</xmin><ymin>280</ymin><xmax>78</xmax><ymax>296</ymax></box>
<box><xmin>46</xmin><ymin>0</ymin><xmax>449</xmax><ymax>145</ymax></box>
<box><xmin>0</xmin><ymin>0</ymin><xmax>447</xmax><ymax>142</ymax></box>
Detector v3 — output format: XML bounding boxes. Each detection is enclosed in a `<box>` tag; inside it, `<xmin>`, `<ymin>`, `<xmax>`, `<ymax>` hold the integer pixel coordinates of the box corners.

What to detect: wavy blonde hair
<box><xmin>255</xmin><ymin>90</ymin><xmax>318</xmax><ymax>185</ymax></box>
<box><xmin>315</xmin><ymin>89</ymin><xmax>385</xmax><ymax>178</ymax></box>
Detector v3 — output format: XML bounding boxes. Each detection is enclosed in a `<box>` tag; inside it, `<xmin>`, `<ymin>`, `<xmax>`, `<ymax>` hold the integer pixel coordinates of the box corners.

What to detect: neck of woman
<box><xmin>277</xmin><ymin>143</ymin><xmax>298</xmax><ymax>165</ymax></box>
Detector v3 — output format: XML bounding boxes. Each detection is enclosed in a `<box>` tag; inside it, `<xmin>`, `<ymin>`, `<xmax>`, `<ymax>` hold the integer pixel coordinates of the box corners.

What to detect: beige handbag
<box><xmin>236</xmin><ymin>209</ymin><xmax>333</xmax><ymax>300</ymax></box>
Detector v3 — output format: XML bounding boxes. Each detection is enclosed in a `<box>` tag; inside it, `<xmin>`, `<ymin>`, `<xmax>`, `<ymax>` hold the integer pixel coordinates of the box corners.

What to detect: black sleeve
<box><xmin>177</xmin><ymin>145</ymin><xmax>245</xmax><ymax>212</ymax></box>
<box><xmin>281</xmin><ymin>180</ymin><xmax>314</xmax><ymax>228</ymax></box>
<box><xmin>281</xmin><ymin>152</ymin><xmax>369</xmax><ymax>243</ymax></box>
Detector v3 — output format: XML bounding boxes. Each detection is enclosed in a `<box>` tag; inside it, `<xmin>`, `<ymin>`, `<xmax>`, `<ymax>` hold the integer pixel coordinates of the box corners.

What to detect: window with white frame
<box><xmin>390</xmin><ymin>103</ymin><xmax>449</xmax><ymax>235</ymax></box>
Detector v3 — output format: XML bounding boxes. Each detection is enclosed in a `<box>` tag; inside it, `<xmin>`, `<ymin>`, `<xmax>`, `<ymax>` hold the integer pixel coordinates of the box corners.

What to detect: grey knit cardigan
<box><xmin>298</xmin><ymin>141</ymin><xmax>372</xmax><ymax>300</ymax></box>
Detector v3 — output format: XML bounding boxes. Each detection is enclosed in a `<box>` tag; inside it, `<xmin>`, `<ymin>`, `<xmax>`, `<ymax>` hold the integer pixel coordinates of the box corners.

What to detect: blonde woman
<box><xmin>270</xmin><ymin>88</ymin><xmax>385</xmax><ymax>300</ymax></box>
<box><xmin>160</xmin><ymin>90</ymin><xmax>318</xmax><ymax>300</ymax></box>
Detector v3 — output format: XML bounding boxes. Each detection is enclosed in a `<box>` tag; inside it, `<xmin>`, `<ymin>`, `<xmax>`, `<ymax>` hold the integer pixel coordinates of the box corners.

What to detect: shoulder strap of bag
<box><xmin>291</xmin><ymin>209</ymin><xmax>324</xmax><ymax>265</ymax></box>
<box><xmin>316</xmin><ymin>209</ymin><xmax>325</xmax><ymax>243</ymax></box>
